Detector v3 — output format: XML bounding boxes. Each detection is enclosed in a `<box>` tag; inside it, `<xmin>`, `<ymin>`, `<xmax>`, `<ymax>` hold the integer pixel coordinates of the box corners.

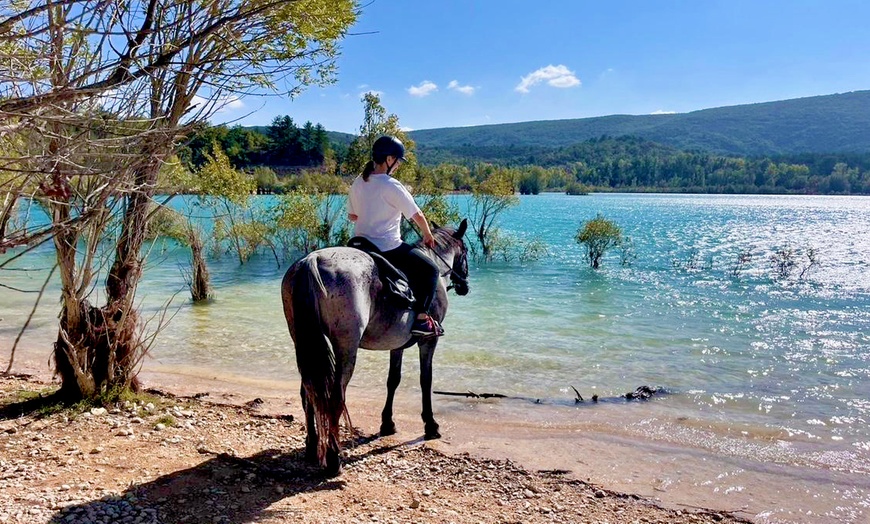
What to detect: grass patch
<box><xmin>155</xmin><ymin>414</ymin><xmax>176</xmax><ymax>427</ymax></box>
<box><xmin>11</xmin><ymin>387</ymin><xmax>56</xmax><ymax>403</ymax></box>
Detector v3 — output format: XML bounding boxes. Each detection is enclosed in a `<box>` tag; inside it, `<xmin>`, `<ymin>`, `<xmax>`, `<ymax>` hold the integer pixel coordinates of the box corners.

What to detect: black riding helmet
<box><xmin>372</xmin><ymin>135</ymin><xmax>406</xmax><ymax>163</ymax></box>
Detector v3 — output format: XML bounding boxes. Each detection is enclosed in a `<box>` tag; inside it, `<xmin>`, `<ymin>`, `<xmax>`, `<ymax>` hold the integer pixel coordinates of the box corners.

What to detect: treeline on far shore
<box><xmin>180</xmin><ymin>119</ymin><xmax>870</xmax><ymax>196</ymax></box>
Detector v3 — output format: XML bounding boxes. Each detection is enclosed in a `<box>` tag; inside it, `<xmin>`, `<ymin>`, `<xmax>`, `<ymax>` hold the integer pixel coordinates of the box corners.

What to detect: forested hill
<box><xmin>409</xmin><ymin>90</ymin><xmax>870</xmax><ymax>161</ymax></box>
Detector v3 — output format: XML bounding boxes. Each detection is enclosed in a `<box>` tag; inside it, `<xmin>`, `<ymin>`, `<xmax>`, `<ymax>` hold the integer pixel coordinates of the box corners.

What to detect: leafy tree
<box><xmin>518</xmin><ymin>166</ymin><xmax>548</xmax><ymax>195</ymax></box>
<box><xmin>576</xmin><ymin>215</ymin><xmax>623</xmax><ymax>269</ymax></box>
<box><xmin>193</xmin><ymin>146</ymin><xmax>275</xmax><ymax>265</ymax></box>
<box><xmin>0</xmin><ymin>0</ymin><xmax>357</xmax><ymax>399</ymax></box>
<box><xmin>343</xmin><ymin>93</ymin><xmax>418</xmax><ymax>184</ymax></box>
<box><xmin>272</xmin><ymin>190</ymin><xmax>350</xmax><ymax>254</ymax></box>
<box><xmin>565</xmin><ymin>180</ymin><xmax>589</xmax><ymax>195</ymax></box>
<box><xmin>252</xmin><ymin>166</ymin><xmax>279</xmax><ymax>193</ymax></box>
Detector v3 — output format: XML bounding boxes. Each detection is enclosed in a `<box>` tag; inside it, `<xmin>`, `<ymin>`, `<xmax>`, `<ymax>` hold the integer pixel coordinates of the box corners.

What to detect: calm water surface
<box><xmin>3</xmin><ymin>193</ymin><xmax>870</xmax><ymax>481</ymax></box>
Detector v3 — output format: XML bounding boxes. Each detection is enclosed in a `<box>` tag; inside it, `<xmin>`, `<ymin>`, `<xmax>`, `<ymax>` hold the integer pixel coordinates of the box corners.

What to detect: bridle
<box><xmin>428</xmin><ymin>242</ymin><xmax>468</xmax><ymax>292</ymax></box>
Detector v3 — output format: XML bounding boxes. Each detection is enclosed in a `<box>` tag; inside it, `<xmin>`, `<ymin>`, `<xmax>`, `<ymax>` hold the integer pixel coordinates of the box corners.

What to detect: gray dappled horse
<box><xmin>281</xmin><ymin>219</ymin><xmax>469</xmax><ymax>476</ymax></box>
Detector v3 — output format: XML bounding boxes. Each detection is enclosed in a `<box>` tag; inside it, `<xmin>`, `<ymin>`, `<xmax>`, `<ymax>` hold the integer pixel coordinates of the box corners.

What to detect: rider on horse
<box><xmin>346</xmin><ymin>135</ymin><xmax>444</xmax><ymax>338</ymax></box>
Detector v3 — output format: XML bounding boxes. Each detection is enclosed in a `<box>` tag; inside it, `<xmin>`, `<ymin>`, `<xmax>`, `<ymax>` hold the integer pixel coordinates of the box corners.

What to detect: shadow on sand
<box><xmin>46</xmin><ymin>433</ymin><xmax>410</xmax><ymax>524</ymax></box>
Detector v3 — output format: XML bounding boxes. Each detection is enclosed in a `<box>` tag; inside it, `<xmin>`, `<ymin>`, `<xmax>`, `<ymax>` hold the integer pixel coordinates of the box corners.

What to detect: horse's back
<box><xmin>282</xmin><ymin>247</ymin><xmax>380</xmax><ymax>343</ymax></box>
<box><xmin>281</xmin><ymin>247</ymin><xmax>416</xmax><ymax>351</ymax></box>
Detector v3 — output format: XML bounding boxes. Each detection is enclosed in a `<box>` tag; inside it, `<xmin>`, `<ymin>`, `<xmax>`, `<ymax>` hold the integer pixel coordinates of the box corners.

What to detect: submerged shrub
<box><xmin>575</xmin><ymin>214</ymin><xmax>622</xmax><ymax>269</ymax></box>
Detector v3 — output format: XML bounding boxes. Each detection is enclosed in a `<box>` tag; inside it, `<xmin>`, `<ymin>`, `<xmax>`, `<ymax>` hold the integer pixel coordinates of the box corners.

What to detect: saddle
<box><xmin>347</xmin><ymin>237</ymin><xmax>415</xmax><ymax>308</ymax></box>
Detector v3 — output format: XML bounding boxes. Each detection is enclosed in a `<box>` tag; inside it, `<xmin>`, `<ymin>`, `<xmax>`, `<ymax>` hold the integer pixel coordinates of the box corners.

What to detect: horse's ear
<box><xmin>454</xmin><ymin>218</ymin><xmax>468</xmax><ymax>239</ymax></box>
<box><xmin>431</xmin><ymin>220</ymin><xmax>441</xmax><ymax>230</ymax></box>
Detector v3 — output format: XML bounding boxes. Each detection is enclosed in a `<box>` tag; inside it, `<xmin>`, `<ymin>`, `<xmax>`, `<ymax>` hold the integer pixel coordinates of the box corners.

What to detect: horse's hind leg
<box><xmin>419</xmin><ymin>339</ymin><xmax>441</xmax><ymax>440</ymax></box>
<box><xmin>301</xmin><ymin>385</ymin><xmax>318</xmax><ymax>463</ymax></box>
<box><xmin>380</xmin><ymin>348</ymin><xmax>404</xmax><ymax>436</ymax></box>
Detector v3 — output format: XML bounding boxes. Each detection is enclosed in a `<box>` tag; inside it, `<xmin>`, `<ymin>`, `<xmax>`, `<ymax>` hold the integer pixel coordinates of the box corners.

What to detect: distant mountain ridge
<box><xmin>407</xmin><ymin>90</ymin><xmax>870</xmax><ymax>160</ymax></box>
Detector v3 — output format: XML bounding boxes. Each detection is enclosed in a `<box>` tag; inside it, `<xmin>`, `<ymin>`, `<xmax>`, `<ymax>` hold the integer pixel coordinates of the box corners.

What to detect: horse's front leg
<box><xmin>418</xmin><ymin>338</ymin><xmax>441</xmax><ymax>440</ymax></box>
<box><xmin>380</xmin><ymin>348</ymin><xmax>404</xmax><ymax>436</ymax></box>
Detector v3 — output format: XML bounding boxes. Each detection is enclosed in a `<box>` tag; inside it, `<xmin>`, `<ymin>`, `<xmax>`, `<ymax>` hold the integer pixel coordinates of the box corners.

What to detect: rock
<box><xmin>90</xmin><ymin>447</ymin><xmax>103</xmax><ymax>454</ymax></box>
<box><xmin>154</xmin><ymin>424</ymin><xmax>166</xmax><ymax>431</ymax></box>
<box><xmin>4</xmin><ymin>427</ymin><xmax>17</xmax><ymax>434</ymax></box>
<box><xmin>90</xmin><ymin>407</ymin><xmax>108</xmax><ymax>416</ymax></box>
<box><xmin>594</xmin><ymin>489</ymin><xmax>606</xmax><ymax>498</ymax></box>
<box><xmin>409</xmin><ymin>499</ymin><xmax>421</xmax><ymax>509</ymax></box>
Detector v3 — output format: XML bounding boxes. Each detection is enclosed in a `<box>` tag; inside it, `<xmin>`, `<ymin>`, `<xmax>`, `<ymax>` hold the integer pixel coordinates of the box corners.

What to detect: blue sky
<box><xmin>214</xmin><ymin>0</ymin><xmax>870</xmax><ymax>134</ymax></box>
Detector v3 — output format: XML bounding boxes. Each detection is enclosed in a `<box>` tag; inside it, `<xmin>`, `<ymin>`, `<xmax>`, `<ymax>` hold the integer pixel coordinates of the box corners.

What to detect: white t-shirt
<box><xmin>347</xmin><ymin>173</ymin><xmax>421</xmax><ymax>251</ymax></box>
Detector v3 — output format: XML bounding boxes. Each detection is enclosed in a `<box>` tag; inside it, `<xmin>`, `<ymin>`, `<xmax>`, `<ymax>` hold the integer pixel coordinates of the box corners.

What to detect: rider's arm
<box><xmin>411</xmin><ymin>212</ymin><xmax>436</xmax><ymax>248</ymax></box>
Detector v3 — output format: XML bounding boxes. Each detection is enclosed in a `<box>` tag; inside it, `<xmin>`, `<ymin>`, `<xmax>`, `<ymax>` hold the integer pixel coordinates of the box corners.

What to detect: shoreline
<box><xmin>5</xmin><ymin>346</ymin><xmax>869</xmax><ymax>523</ymax></box>
<box><xmin>0</xmin><ymin>374</ymin><xmax>752</xmax><ymax>524</ymax></box>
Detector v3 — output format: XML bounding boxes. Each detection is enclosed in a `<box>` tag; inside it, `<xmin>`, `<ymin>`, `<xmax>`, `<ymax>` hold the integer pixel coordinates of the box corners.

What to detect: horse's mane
<box><xmin>418</xmin><ymin>226</ymin><xmax>463</xmax><ymax>251</ymax></box>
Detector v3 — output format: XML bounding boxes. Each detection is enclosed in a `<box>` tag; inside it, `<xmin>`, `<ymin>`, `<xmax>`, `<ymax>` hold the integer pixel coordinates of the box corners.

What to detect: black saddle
<box><xmin>347</xmin><ymin>237</ymin><xmax>415</xmax><ymax>308</ymax></box>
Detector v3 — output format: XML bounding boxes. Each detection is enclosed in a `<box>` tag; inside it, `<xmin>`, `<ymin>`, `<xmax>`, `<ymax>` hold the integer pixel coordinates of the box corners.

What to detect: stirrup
<box><xmin>411</xmin><ymin>316</ymin><xmax>444</xmax><ymax>338</ymax></box>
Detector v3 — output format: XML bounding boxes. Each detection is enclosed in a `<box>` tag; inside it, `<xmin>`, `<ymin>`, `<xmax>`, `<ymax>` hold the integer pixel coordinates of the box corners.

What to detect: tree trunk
<box><xmin>188</xmin><ymin>226</ymin><xmax>211</xmax><ymax>302</ymax></box>
<box><xmin>53</xmin><ymin>155</ymin><xmax>162</xmax><ymax>400</ymax></box>
<box><xmin>102</xmin><ymin>157</ymin><xmax>164</xmax><ymax>391</ymax></box>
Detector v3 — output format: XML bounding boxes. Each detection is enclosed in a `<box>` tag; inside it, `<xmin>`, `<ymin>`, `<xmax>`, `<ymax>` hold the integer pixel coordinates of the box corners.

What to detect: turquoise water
<box><xmin>3</xmin><ymin>193</ymin><xmax>870</xmax><ymax>474</ymax></box>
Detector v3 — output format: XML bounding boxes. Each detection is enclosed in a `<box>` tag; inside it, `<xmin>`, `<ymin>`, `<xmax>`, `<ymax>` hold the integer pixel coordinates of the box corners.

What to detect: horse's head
<box><xmin>431</xmin><ymin>218</ymin><xmax>470</xmax><ymax>296</ymax></box>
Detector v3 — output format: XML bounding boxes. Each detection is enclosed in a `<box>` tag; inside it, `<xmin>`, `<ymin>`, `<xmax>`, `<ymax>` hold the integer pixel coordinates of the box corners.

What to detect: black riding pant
<box><xmin>381</xmin><ymin>242</ymin><xmax>439</xmax><ymax>314</ymax></box>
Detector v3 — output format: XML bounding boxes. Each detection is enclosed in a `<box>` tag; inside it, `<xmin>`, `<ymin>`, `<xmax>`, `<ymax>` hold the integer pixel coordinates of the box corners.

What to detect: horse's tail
<box><xmin>291</xmin><ymin>255</ymin><xmax>343</xmax><ymax>468</ymax></box>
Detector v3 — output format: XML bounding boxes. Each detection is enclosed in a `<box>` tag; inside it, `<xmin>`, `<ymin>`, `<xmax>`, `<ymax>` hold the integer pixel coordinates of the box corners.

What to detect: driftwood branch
<box><xmin>434</xmin><ymin>385</ymin><xmax>666</xmax><ymax>405</ymax></box>
<box><xmin>433</xmin><ymin>390</ymin><xmax>507</xmax><ymax>399</ymax></box>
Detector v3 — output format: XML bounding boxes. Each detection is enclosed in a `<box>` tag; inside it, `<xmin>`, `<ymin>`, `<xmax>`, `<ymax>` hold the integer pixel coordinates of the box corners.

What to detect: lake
<box><xmin>3</xmin><ymin>192</ymin><xmax>870</xmax><ymax>521</ymax></box>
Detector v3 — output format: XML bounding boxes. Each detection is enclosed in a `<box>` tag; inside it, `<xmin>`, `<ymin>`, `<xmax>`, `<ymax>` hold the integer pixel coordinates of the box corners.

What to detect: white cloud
<box><xmin>651</xmin><ymin>109</ymin><xmax>676</xmax><ymax>115</ymax></box>
<box><xmin>448</xmin><ymin>80</ymin><xmax>475</xmax><ymax>95</ymax></box>
<box><xmin>223</xmin><ymin>96</ymin><xmax>244</xmax><ymax>110</ymax></box>
<box><xmin>408</xmin><ymin>80</ymin><xmax>438</xmax><ymax>97</ymax></box>
<box><xmin>515</xmin><ymin>65</ymin><xmax>581</xmax><ymax>93</ymax></box>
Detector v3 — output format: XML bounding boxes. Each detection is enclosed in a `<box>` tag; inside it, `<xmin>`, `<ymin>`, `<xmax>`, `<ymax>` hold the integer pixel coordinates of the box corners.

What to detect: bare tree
<box><xmin>468</xmin><ymin>166</ymin><xmax>519</xmax><ymax>262</ymax></box>
<box><xmin>0</xmin><ymin>0</ymin><xmax>358</xmax><ymax>399</ymax></box>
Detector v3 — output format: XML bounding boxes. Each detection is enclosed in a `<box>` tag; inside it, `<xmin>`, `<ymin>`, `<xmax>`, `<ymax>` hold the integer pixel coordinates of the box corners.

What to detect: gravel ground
<box><xmin>0</xmin><ymin>375</ymin><xmax>751</xmax><ymax>524</ymax></box>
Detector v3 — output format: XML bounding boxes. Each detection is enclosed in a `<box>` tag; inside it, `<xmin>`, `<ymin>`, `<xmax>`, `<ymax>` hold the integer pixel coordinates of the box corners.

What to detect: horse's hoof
<box><xmin>380</xmin><ymin>422</ymin><xmax>397</xmax><ymax>436</ymax></box>
<box><xmin>324</xmin><ymin>450</ymin><xmax>342</xmax><ymax>477</ymax></box>
<box><xmin>424</xmin><ymin>423</ymin><xmax>441</xmax><ymax>440</ymax></box>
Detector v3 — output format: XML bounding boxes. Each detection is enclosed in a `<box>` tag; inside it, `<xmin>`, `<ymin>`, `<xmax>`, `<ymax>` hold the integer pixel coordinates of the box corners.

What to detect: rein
<box><xmin>428</xmin><ymin>244</ymin><xmax>468</xmax><ymax>291</ymax></box>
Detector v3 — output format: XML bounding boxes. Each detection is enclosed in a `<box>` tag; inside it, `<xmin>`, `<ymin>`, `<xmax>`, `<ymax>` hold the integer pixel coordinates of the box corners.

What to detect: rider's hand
<box><xmin>423</xmin><ymin>232</ymin><xmax>436</xmax><ymax>249</ymax></box>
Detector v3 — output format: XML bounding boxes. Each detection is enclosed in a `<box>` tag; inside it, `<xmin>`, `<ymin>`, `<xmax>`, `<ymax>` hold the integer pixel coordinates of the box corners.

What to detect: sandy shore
<box><xmin>4</xmin><ymin>344</ymin><xmax>868</xmax><ymax>523</ymax></box>
<box><xmin>0</xmin><ymin>354</ymin><xmax>755</xmax><ymax>524</ymax></box>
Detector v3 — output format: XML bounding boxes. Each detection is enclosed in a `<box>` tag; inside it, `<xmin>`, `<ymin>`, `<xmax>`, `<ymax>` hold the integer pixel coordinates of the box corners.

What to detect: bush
<box><xmin>575</xmin><ymin>214</ymin><xmax>622</xmax><ymax>269</ymax></box>
<box><xmin>565</xmin><ymin>181</ymin><xmax>588</xmax><ymax>195</ymax></box>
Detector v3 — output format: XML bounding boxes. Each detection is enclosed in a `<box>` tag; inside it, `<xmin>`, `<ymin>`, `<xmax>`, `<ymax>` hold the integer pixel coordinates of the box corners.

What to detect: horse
<box><xmin>281</xmin><ymin>219</ymin><xmax>469</xmax><ymax>476</ymax></box>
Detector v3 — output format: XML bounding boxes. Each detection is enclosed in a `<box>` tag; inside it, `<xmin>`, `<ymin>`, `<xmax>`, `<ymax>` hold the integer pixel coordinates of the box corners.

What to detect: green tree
<box><xmin>193</xmin><ymin>146</ymin><xmax>276</xmax><ymax>265</ymax></box>
<box><xmin>272</xmin><ymin>190</ymin><xmax>350</xmax><ymax>254</ymax></box>
<box><xmin>343</xmin><ymin>93</ymin><xmax>418</xmax><ymax>184</ymax></box>
<box><xmin>0</xmin><ymin>0</ymin><xmax>356</xmax><ymax>400</ymax></box>
<box><xmin>576</xmin><ymin>215</ymin><xmax>623</xmax><ymax>269</ymax></box>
